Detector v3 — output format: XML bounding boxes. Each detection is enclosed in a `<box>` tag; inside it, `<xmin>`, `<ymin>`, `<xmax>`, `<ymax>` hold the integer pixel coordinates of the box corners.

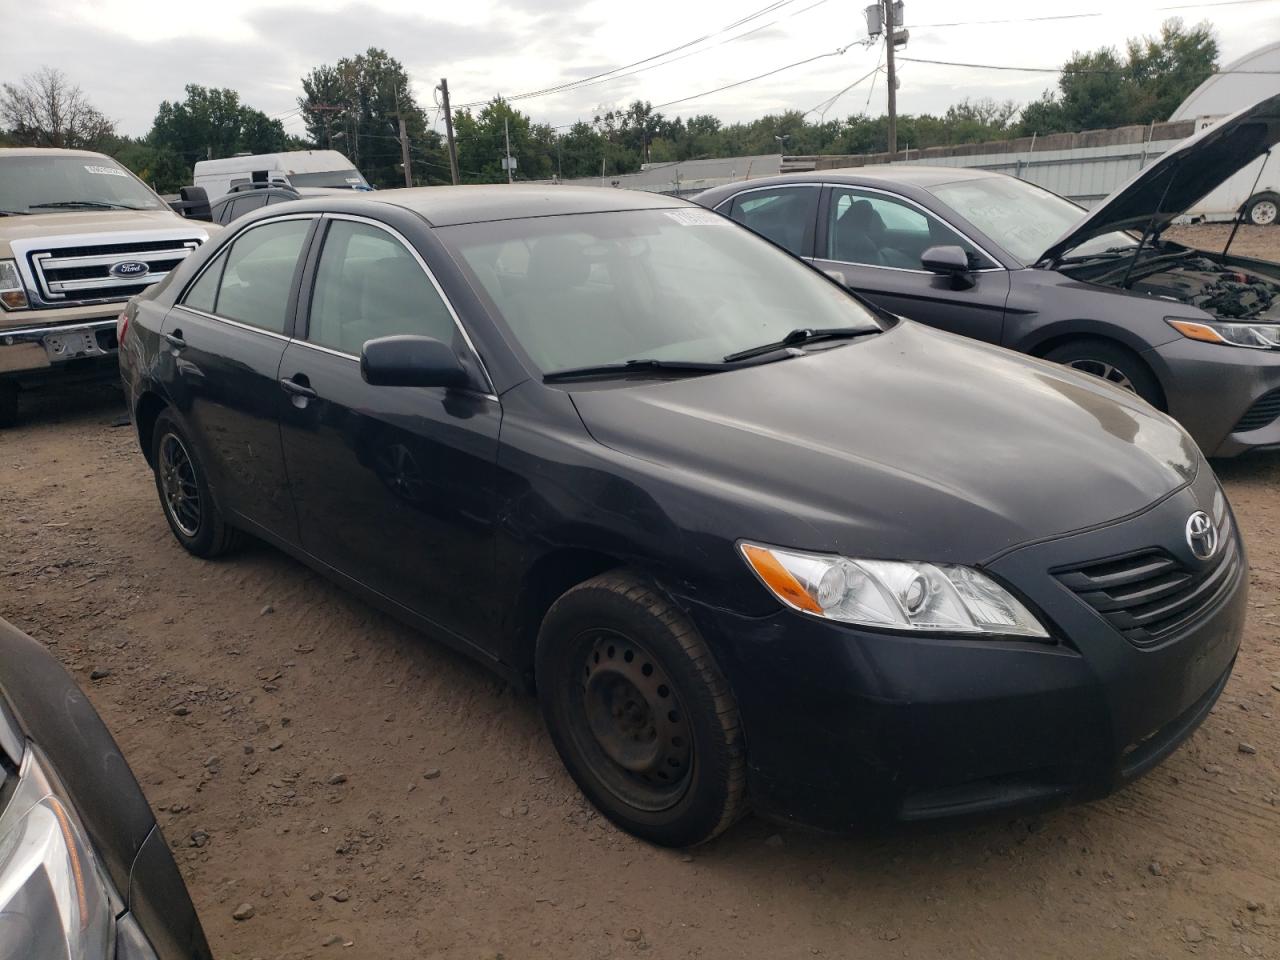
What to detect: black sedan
<box><xmin>119</xmin><ymin>185</ymin><xmax>1244</xmax><ymax>845</ymax></box>
<box><xmin>695</xmin><ymin>93</ymin><xmax>1280</xmax><ymax>458</ymax></box>
<box><xmin>0</xmin><ymin>616</ymin><xmax>211</xmax><ymax>959</ymax></box>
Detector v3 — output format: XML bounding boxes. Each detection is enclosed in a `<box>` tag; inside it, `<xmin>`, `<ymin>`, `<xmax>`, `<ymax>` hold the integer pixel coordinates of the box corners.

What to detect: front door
<box><xmin>812</xmin><ymin>186</ymin><xmax>1011</xmax><ymax>344</ymax></box>
<box><xmin>162</xmin><ymin>215</ymin><xmax>315</xmax><ymax>540</ymax></box>
<box><xmin>276</xmin><ymin>216</ymin><xmax>501</xmax><ymax>648</ymax></box>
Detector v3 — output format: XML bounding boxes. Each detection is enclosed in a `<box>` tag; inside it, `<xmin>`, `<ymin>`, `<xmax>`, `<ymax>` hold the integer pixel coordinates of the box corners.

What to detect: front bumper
<box><xmin>685</xmin><ymin>472</ymin><xmax>1246</xmax><ymax>830</ymax></box>
<box><xmin>1144</xmin><ymin>337</ymin><xmax>1280</xmax><ymax>457</ymax></box>
<box><xmin>0</xmin><ymin>317</ymin><xmax>119</xmax><ymax>385</ymax></box>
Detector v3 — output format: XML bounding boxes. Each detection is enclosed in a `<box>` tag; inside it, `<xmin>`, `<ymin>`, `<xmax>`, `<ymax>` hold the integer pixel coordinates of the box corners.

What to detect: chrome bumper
<box><xmin>0</xmin><ymin>318</ymin><xmax>118</xmax><ymax>374</ymax></box>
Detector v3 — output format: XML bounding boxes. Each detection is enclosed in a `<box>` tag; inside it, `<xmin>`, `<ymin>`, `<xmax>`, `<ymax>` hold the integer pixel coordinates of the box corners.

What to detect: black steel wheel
<box><xmin>150</xmin><ymin>408</ymin><xmax>241</xmax><ymax>557</ymax></box>
<box><xmin>536</xmin><ymin>571</ymin><xmax>746</xmax><ymax>847</ymax></box>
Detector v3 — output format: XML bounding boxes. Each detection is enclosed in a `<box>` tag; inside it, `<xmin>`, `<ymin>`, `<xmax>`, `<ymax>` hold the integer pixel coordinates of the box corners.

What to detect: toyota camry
<box><xmin>118</xmin><ymin>185</ymin><xmax>1245</xmax><ymax>846</ymax></box>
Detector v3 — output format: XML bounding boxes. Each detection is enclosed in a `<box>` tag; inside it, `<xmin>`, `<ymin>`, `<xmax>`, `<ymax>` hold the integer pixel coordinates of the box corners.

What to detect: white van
<box><xmin>193</xmin><ymin>150</ymin><xmax>371</xmax><ymax>201</ymax></box>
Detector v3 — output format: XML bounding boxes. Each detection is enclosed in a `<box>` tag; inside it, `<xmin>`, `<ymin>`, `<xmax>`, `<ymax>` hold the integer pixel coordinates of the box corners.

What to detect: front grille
<box><xmin>1054</xmin><ymin>527</ymin><xmax>1240</xmax><ymax>647</ymax></box>
<box><xmin>1233</xmin><ymin>389</ymin><xmax>1280</xmax><ymax>433</ymax></box>
<box><xmin>25</xmin><ymin>238</ymin><xmax>200</xmax><ymax>308</ymax></box>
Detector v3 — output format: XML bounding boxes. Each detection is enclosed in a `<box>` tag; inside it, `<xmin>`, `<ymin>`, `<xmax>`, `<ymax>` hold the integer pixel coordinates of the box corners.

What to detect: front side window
<box><xmin>181</xmin><ymin>218</ymin><xmax>311</xmax><ymax>333</ymax></box>
<box><xmin>726</xmin><ymin>186</ymin><xmax>819</xmax><ymax>256</ymax></box>
<box><xmin>307</xmin><ymin>220</ymin><xmax>457</xmax><ymax>356</ymax></box>
<box><xmin>439</xmin><ymin>208</ymin><xmax>882</xmax><ymax>375</ymax></box>
<box><xmin>827</xmin><ymin>188</ymin><xmax>991</xmax><ymax>270</ymax></box>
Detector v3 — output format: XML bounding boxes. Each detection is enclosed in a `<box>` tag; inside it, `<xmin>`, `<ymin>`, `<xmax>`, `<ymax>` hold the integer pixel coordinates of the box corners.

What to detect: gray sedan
<box><xmin>695</xmin><ymin>93</ymin><xmax>1280</xmax><ymax>457</ymax></box>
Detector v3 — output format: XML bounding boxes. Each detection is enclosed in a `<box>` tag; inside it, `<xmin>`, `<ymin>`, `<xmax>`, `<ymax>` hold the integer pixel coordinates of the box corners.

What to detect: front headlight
<box><xmin>1167</xmin><ymin>317</ymin><xmax>1280</xmax><ymax>350</ymax></box>
<box><xmin>0</xmin><ymin>745</ymin><xmax>115</xmax><ymax>960</ymax></box>
<box><xmin>0</xmin><ymin>260</ymin><xmax>28</xmax><ymax>311</ymax></box>
<box><xmin>740</xmin><ymin>542</ymin><xmax>1050</xmax><ymax>638</ymax></box>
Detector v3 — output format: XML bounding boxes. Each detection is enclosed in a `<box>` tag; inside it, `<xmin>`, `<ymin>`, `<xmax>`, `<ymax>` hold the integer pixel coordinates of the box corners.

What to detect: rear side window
<box><xmin>307</xmin><ymin>220</ymin><xmax>457</xmax><ymax>356</ymax></box>
<box><xmin>726</xmin><ymin>186</ymin><xmax>819</xmax><ymax>257</ymax></box>
<box><xmin>181</xmin><ymin>218</ymin><xmax>311</xmax><ymax>333</ymax></box>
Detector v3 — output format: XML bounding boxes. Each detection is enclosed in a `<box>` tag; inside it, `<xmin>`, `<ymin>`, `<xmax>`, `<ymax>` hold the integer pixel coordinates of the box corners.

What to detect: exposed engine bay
<box><xmin>1065</xmin><ymin>244</ymin><xmax>1280</xmax><ymax>321</ymax></box>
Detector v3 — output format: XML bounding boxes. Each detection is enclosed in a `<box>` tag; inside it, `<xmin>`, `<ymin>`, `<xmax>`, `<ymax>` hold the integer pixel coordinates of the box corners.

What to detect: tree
<box><xmin>0</xmin><ymin>67</ymin><xmax>114</xmax><ymax>149</ymax></box>
<box><xmin>150</xmin><ymin>85</ymin><xmax>289</xmax><ymax>165</ymax></box>
<box><xmin>453</xmin><ymin>98</ymin><xmax>554</xmax><ymax>183</ymax></box>
<box><xmin>1017</xmin><ymin>18</ymin><xmax>1217</xmax><ymax>134</ymax></box>
<box><xmin>298</xmin><ymin>48</ymin><xmax>444</xmax><ymax>188</ymax></box>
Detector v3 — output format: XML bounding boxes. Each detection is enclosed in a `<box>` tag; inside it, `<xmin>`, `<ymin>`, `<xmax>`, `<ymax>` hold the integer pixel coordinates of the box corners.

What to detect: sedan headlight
<box><xmin>1167</xmin><ymin>317</ymin><xmax>1280</xmax><ymax>350</ymax></box>
<box><xmin>0</xmin><ymin>260</ymin><xmax>28</xmax><ymax>311</ymax></box>
<box><xmin>0</xmin><ymin>744</ymin><xmax>115</xmax><ymax>960</ymax></box>
<box><xmin>740</xmin><ymin>542</ymin><xmax>1049</xmax><ymax>638</ymax></box>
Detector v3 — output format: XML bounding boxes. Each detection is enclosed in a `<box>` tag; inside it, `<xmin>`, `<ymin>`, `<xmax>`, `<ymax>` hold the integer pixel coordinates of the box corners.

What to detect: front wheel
<box><xmin>1245</xmin><ymin>192</ymin><xmax>1279</xmax><ymax>227</ymax></box>
<box><xmin>1043</xmin><ymin>339</ymin><xmax>1164</xmax><ymax>409</ymax></box>
<box><xmin>150</xmin><ymin>409</ymin><xmax>241</xmax><ymax>558</ymax></box>
<box><xmin>536</xmin><ymin>572</ymin><xmax>746</xmax><ymax>847</ymax></box>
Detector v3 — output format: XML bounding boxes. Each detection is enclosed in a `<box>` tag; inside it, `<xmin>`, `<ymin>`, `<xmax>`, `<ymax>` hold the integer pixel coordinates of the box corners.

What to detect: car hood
<box><xmin>0</xmin><ymin>208</ymin><xmax>211</xmax><ymax>248</ymax></box>
<box><xmin>569</xmin><ymin>323</ymin><xmax>1199</xmax><ymax>564</ymax></box>
<box><xmin>1040</xmin><ymin>92</ymin><xmax>1280</xmax><ymax>264</ymax></box>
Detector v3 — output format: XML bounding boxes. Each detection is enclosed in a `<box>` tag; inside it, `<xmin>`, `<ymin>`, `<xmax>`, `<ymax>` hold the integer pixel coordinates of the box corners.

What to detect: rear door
<box><xmin>722</xmin><ymin>184</ymin><xmax>820</xmax><ymax>258</ymax></box>
<box><xmin>163</xmin><ymin>215</ymin><xmax>316</xmax><ymax>541</ymax></box>
<box><xmin>277</xmin><ymin>215</ymin><xmax>502</xmax><ymax>648</ymax></box>
<box><xmin>812</xmin><ymin>186</ymin><xmax>1011</xmax><ymax>343</ymax></box>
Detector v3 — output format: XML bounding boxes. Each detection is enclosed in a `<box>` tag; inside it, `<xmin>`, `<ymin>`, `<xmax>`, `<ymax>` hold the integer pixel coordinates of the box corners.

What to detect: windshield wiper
<box><xmin>543</xmin><ymin>358</ymin><xmax>732</xmax><ymax>383</ymax></box>
<box><xmin>0</xmin><ymin>210</ymin><xmax>31</xmax><ymax>216</ymax></box>
<box><xmin>723</xmin><ymin>326</ymin><xmax>874</xmax><ymax>363</ymax></box>
<box><xmin>1057</xmin><ymin>246</ymin><xmax>1139</xmax><ymax>264</ymax></box>
<box><xmin>28</xmin><ymin>200</ymin><xmax>141</xmax><ymax>210</ymax></box>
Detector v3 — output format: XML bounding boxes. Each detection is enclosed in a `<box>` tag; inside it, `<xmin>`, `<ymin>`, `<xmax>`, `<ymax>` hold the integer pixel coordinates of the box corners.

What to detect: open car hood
<box><xmin>1040</xmin><ymin>92</ymin><xmax>1280</xmax><ymax>264</ymax></box>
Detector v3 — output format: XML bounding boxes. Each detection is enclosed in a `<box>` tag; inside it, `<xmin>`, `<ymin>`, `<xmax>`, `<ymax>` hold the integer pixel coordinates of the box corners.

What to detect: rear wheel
<box><xmin>1044</xmin><ymin>339</ymin><xmax>1164</xmax><ymax>409</ymax></box>
<box><xmin>536</xmin><ymin>571</ymin><xmax>746</xmax><ymax>847</ymax></box>
<box><xmin>150</xmin><ymin>409</ymin><xmax>241</xmax><ymax>557</ymax></box>
<box><xmin>1245</xmin><ymin>192</ymin><xmax>1279</xmax><ymax>227</ymax></box>
<box><xmin>0</xmin><ymin>382</ymin><xmax>17</xmax><ymax>429</ymax></box>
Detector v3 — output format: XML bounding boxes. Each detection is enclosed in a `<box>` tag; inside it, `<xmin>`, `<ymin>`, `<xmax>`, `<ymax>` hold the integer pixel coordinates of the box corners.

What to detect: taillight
<box><xmin>116</xmin><ymin>311</ymin><xmax>129</xmax><ymax>346</ymax></box>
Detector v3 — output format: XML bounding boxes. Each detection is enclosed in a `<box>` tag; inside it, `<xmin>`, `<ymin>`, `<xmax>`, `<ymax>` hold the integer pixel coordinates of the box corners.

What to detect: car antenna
<box><xmin>1223</xmin><ymin>148</ymin><xmax>1271</xmax><ymax>259</ymax></box>
<box><xmin>1120</xmin><ymin>160</ymin><xmax>1180</xmax><ymax>290</ymax></box>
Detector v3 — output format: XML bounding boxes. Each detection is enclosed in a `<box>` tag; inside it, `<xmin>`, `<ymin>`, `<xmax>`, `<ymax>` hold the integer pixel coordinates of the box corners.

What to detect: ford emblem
<box><xmin>109</xmin><ymin>260</ymin><xmax>150</xmax><ymax>279</ymax></box>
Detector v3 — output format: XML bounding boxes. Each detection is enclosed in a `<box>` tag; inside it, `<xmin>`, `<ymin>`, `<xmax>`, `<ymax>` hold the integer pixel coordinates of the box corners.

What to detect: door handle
<box><xmin>164</xmin><ymin>331</ymin><xmax>186</xmax><ymax>351</ymax></box>
<box><xmin>279</xmin><ymin>376</ymin><xmax>318</xmax><ymax>399</ymax></box>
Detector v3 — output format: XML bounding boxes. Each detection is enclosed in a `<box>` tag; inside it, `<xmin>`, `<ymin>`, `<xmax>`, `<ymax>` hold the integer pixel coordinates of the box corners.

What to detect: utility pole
<box><xmin>393</xmin><ymin>88</ymin><xmax>413</xmax><ymax>188</ymax></box>
<box><xmin>504</xmin><ymin>115</ymin><xmax>513</xmax><ymax>184</ymax></box>
<box><xmin>883</xmin><ymin>0</ymin><xmax>898</xmax><ymax>156</ymax></box>
<box><xmin>437</xmin><ymin>78</ymin><xmax>460</xmax><ymax>185</ymax></box>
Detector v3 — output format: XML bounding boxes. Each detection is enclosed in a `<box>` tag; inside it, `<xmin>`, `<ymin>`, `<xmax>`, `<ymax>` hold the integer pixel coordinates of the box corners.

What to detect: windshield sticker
<box><xmin>83</xmin><ymin>164</ymin><xmax>128</xmax><ymax>177</ymax></box>
<box><xmin>664</xmin><ymin>209</ymin><xmax>725</xmax><ymax>226</ymax></box>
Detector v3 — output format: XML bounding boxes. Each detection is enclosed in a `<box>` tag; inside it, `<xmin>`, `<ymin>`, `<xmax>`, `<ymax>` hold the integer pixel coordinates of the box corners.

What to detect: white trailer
<box><xmin>193</xmin><ymin>150</ymin><xmax>370</xmax><ymax>201</ymax></box>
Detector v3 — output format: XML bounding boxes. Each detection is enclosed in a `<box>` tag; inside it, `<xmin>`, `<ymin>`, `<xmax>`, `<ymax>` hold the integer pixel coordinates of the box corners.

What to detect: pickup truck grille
<box><xmin>1053</xmin><ymin>524</ymin><xmax>1240</xmax><ymax>647</ymax></box>
<box><xmin>24</xmin><ymin>237</ymin><xmax>202</xmax><ymax>308</ymax></box>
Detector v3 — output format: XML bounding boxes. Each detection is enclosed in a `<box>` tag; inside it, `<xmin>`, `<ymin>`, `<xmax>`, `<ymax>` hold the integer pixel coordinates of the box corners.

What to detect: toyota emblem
<box><xmin>1185</xmin><ymin>511</ymin><xmax>1219</xmax><ymax>561</ymax></box>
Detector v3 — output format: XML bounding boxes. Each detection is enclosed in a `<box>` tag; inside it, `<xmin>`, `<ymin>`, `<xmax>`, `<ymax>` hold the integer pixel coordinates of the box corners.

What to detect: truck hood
<box><xmin>1040</xmin><ymin>92</ymin><xmax>1280</xmax><ymax>264</ymax></box>
<box><xmin>0</xmin><ymin>209</ymin><xmax>212</xmax><ymax>252</ymax></box>
<box><xmin>570</xmin><ymin>323</ymin><xmax>1198</xmax><ymax>563</ymax></box>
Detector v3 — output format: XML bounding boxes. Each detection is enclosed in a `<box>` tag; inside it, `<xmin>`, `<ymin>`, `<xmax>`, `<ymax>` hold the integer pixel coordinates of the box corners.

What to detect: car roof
<box><xmin>0</xmin><ymin>147</ymin><xmax>114</xmax><ymax>160</ymax></box>
<box><xmin>703</xmin><ymin>163</ymin><xmax>1003</xmax><ymax>196</ymax></box>
<box><xmin>336</xmin><ymin>184</ymin><xmax>692</xmax><ymax>227</ymax></box>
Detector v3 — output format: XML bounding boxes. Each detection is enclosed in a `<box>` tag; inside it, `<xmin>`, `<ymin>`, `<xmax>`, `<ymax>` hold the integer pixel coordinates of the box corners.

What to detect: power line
<box><xmin>913</xmin><ymin>0</ymin><xmax>1275</xmax><ymax>27</ymax></box>
<box><xmin>804</xmin><ymin>64</ymin><xmax>882</xmax><ymax>120</ymax></box>
<box><xmin>898</xmin><ymin>56</ymin><xmax>1280</xmax><ymax>75</ymax></box>
<box><xmin>454</xmin><ymin>0</ymin><xmax>824</xmax><ymax>109</ymax></box>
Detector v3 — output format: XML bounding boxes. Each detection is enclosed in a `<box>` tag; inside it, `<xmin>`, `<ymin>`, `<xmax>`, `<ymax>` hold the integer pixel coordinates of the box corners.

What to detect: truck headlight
<box><xmin>0</xmin><ymin>260</ymin><xmax>28</xmax><ymax>310</ymax></box>
<box><xmin>740</xmin><ymin>542</ymin><xmax>1050</xmax><ymax>638</ymax></box>
<box><xmin>1168</xmin><ymin>318</ymin><xmax>1280</xmax><ymax>350</ymax></box>
<box><xmin>0</xmin><ymin>744</ymin><xmax>115</xmax><ymax>959</ymax></box>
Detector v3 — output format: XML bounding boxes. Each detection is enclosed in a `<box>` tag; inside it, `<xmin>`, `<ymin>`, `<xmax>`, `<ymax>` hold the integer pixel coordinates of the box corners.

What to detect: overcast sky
<box><xmin>1</xmin><ymin>0</ymin><xmax>1275</xmax><ymax>148</ymax></box>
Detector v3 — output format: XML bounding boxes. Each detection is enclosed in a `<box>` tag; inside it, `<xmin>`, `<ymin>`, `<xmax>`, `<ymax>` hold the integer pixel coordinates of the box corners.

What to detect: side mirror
<box><xmin>361</xmin><ymin>335</ymin><xmax>471</xmax><ymax>389</ymax></box>
<box><xmin>170</xmin><ymin>186</ymin><xmax>212</xmax><ymax>222</ymax></box>
<box><xmin>920</xmin><ymin>245</ymin><xmax>974</xmax><ymax>289</ymax></box>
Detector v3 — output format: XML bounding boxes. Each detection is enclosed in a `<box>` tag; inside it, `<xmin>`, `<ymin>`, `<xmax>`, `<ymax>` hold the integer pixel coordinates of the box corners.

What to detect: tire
<box><xmin>0</xmin><ymin>382</ymin><xmax>17</xmax><ymax>429</ymax></box>
<box><xmin>150</xmin><ymin>409</ymin><xmax>241</xmax><ymax>558</ymax></box>
<box><xmin>1043</xmin><ymin>338</ymin><xmax>1164</xmax><ymax>409</ymax></box>
<box><xmin>535</xmin><ymin>571</ymin><xmax>746</xmax><ymax>847</ymax></box>
<box><xmin>1245</xmin><ymin>192</ymin><xmax>1279</xmax><ymax>227</ymax></box>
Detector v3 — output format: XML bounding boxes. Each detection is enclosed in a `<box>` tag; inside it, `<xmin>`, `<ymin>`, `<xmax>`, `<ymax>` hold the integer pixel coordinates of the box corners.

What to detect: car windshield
<box><xmin>288</xmin><ymin>169</ymin><xmax>371</xmax><ymax>190</ymax></box>
<box><xmin>438</xmin><ymin>208</ymin><xmax>883</xmax><ymax>375</ymax></box>
<box><xmin>0</xmin><ymin>154</ymin><xmax>166</xmax><ymax>214</ymax></box>
<box><xmin>929</xmin><ymin>176</ymin><xmax>1136</xmax><ymax>265</ymax></box>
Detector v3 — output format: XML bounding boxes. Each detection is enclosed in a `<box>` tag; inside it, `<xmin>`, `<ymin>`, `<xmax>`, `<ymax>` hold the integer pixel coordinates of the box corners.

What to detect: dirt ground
<box><xmin>1</xmin><ymin>224</ymin><xmax>1279</xmax><ymax>960</ymax></box>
